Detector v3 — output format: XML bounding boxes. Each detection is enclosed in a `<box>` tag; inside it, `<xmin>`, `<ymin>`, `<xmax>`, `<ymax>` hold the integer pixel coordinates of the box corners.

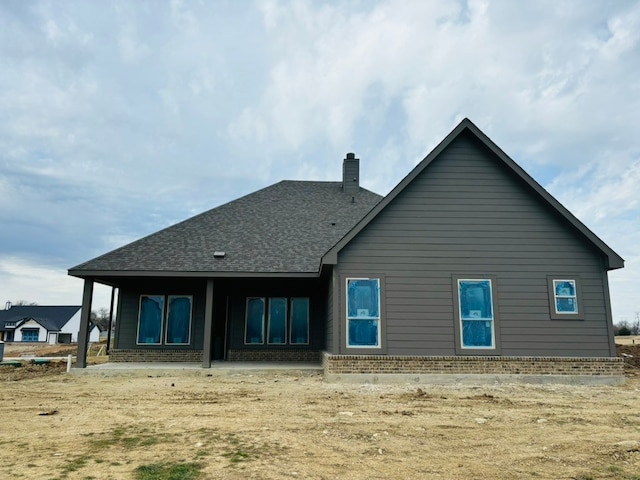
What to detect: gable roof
<box><xmin>69</xmin><ymin>181</ymin><xmax>382</xmax><ymax>278</ymax></box>
<box><xmin>323</xmin><ymin>118</ymin><xmax>624</xmax><ymax>270</ymax></box>
<box><xmin>0</xmin><ymin>305</ymin><xmax>81</xmax><ymax>332</ymax></box>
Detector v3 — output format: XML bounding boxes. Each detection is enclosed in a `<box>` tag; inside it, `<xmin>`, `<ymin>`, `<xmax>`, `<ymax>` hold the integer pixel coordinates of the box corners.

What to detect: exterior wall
<box><xmin>323</xmin><ymin>353</ymin><xmax>624</xmax><ymax>377</ymax></box>
<box><xmin>110</xmin><ymin>349</ymin><xmax>202</xmax><ymax>362</ymax></box>
<box><xmin>335</xmin><ymin>131</ymin><xmax>614</xmax><ymax>357</ymax></box>
<box><xmin>15</xmin><ymin>320</ymin><xmax>46</xmax><ymax>342</ymax></box>
<box><xmin>60</xmin><ymin>310</ymin><xmax>82</xmax><ymax>342</ymax></box>
<box><xmin>115</xmin><ymin>278</ymin><xmax>207</xmax><ymax>351</ymax></box>
<box><xmin>225</xmin><ymin>277</ymin><xmax>326</xmax><ymax>359</ymax></box>
<box><xmin>228</xmin><ymin>349</ymin><xmax>321</xmax><ymax>362</ymax></box>
<box><xmin>113</xmin><ymin>277</ymin><xmax>327</xmax><ymax>362</ymax></box>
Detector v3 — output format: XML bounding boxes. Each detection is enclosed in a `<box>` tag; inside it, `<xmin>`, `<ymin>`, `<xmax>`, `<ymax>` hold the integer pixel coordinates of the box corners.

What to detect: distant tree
<box><xmin>631</xmin><ymin>313</ymin><xmax>640</xmax><ymax>336</ymax></box>
<box><xmin>91</xmin><ymin>307</ymin><xmax>111</xmax><ymax>331</ymax></box>
<box><xmin>614</xmin><ymin>320</ymin><xmax>630</xmax><ymax>336</ymax></box>
<box><xmin>13</xmin><ymin>300</ymin><xmax>38</xmax><ymax>306</ymax></box>
<box><xmin>618</xmin><ymin>325</ymin><xmax>632</xmax><ymax>336</ymax></box>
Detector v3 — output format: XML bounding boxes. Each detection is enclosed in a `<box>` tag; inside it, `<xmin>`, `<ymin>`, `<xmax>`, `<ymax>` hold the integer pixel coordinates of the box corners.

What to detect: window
<box><xmin>137</xmin><ymin>295</ymin><xmax>192</xmax><ymax>345</ymax></box>
<box><xmin>456</xmin><ymin>279</ymin><xmax>495</xmax><ymax>349</ymax></box>
<box><xmin>547</xmin><ymin>276</ymin><xmax>583</xmax><ymax>320</ymax></box>
<box><xmin>290</xmin><ymin>298</ymin><xmax>309</xmax><ymax>345</ymax></box>
<box><xmin>267</xmin><ymin>298</ymin><xmax>287</xmax><ymax>344</ymax></box>
<box><xmin>165</xmin><ymin>296</ymin><xmax>193</xmax><ymax>344</ymax></box>
<box><xmin>245</xmin><ymin>297</ymin><xmax>309</xmax><ymax>345</ymax></box>
<box><xmin>21</xmin><ymin>328</ymin><xmax>39</xmax><ymax>342</ymax></box>
<box><xmin>346</xmin><ymin>278</ymin><xmax>381</xmax><ymax>348</ymax></box>
<box><xmin>245</xmin><ymin>298</ymin><xmax>265</xmax><ymax>344</ymax></box>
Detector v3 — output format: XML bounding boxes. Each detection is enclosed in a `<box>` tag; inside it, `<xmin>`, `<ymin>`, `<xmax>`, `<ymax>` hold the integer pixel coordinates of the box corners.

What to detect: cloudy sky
<box><xmin>0</xmin><ymin>0</ymin><xmax>638</xmax><ymax>323</ymax></box>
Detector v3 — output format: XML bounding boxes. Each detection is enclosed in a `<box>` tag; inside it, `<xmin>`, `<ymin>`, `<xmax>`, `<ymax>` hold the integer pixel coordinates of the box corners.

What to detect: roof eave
<box><xmin>68</xmin><ymin>269</ymin><xmax>321</xmax><ymax>279</ymax></box>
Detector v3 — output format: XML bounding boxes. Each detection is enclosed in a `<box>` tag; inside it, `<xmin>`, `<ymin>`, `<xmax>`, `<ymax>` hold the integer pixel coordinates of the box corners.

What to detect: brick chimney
<box><xmin>342</xmin><ymin>152</ymin><xmax>360</xmax><ymax>195</ymax></box>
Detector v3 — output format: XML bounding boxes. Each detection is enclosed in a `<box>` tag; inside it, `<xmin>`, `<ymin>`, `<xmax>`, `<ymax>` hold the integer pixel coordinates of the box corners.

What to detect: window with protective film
<box><xmin>346</xmin><ymin>278</ymin><xmax>381</xmax><ymax>348</ymax></box>
<box><xmin>456</xmin><ymin>279</ymin><xmax>495</xmax><ymax>349</ymax></box>
<box><xmin>547</xmin><ymin>277</ymin><xmax>583</xmax><ymax>320</ymax></box>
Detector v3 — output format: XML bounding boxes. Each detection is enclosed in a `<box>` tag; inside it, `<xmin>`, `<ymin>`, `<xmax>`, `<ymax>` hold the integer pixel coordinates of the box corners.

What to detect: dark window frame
<box><xmin>244</xmin><ymin>297</ymin><xmax>310</xmax><ymax>346</ymax></box>
<box><xmin>136</xmin><ymin>294</ymin><xmax>193</xmax><ymax>346</ymax></box>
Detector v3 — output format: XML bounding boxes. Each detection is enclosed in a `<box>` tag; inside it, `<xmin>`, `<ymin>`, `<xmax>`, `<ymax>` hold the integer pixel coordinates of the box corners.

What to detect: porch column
<box><xmin>75</xmin><ymin>279</ymin><xmax>94</xmax><ymax>368</ymax></box>
<box><xmin>202</xmin><ymin>279</ymin><xmax>214</xmax><ymax>368</ymax></box>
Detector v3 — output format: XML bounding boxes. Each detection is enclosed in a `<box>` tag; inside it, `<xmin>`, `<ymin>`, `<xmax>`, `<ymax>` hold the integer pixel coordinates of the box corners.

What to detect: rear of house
<box><xmin>69</xmin><ymin>119</ymin><xmax>624</xmax><ymax>382</ymax></box>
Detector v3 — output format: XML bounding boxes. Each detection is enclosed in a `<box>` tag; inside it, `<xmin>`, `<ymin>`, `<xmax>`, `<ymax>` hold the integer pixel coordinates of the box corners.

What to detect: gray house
<box><xmin>69</xmin><ymin>119</ymin><xmax>624</xmax><ymax>381</ymax></box>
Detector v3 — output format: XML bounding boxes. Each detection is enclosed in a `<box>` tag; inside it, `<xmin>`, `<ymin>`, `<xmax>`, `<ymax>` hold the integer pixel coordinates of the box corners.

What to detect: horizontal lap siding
<box><xmin>115</xmin><ymin>279</ymin><xmax>206</xmax><ymax>350</ymax></box>
<box><xmin>337</xmin><ymin>131</ymin><xmax>610</xmax><ymax>357</ymax></box>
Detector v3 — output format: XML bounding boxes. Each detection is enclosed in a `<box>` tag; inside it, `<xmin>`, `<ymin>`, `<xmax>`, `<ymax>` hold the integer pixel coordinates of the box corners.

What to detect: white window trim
<box><xmin>457</xmin><ymin>278</ymin><xmax>496</xmax><ymax>350</ymax></box>
<box><xmin>552</xmin><ymin>279</ymin><xmax>579</xmax><ymax>315</ymax></box>
<box><xmin>346</xmin><ymin>277</ymin><xmax>382</xmax><ymax>349</ymax></box>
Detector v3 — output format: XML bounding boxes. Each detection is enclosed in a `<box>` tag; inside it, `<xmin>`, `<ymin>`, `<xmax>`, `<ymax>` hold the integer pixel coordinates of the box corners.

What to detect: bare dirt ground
<box><xmin>1</xmin><ymin>346</ymin><xmax>639</xmax><ymax>480</ymax></box>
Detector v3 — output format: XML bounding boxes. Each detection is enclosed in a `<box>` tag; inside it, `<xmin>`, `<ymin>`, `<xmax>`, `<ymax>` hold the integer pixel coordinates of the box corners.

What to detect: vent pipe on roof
<box><xmin>5</xmin><ymin>301</ymin><xmax>11</xmax><ymax>310</ymax></box>
<box><xmin>342</xmin><ymin>152</ymin><xmax>360</xmax><ymax>195</ymax></box>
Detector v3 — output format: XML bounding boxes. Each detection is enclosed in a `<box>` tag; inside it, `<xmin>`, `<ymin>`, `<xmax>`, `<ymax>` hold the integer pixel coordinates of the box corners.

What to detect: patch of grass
<box><xmin>573</xmin><ymin>474</ymin><xmax>594</xmax><ymax>480</ymax></box>
<box><xmin>60</xmin><ymin>455</ymin><xmax>92</xmax><ymax>477</ymax></box>
<box><xmin>224</xmin><ymin>450</ymin><xmax>250</xmax><ymax>463</ymax></box>
<box><xmin>607</xmin><ymin>465</ymin><xmax>622</xmax><ymax>473</ymax></box>
<box><xmin>89</xmin><ymin>426</ymin><xmax>165</xmax><ymax>449</ymax></box>
<box><xmin>134</xmin><ymin>462</ymin><xmax>203</xmax><ymax>480</ymax></box>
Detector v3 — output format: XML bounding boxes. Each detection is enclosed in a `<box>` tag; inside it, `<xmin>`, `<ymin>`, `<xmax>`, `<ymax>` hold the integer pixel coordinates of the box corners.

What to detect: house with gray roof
<box><xmin>69</xmin><ymin>119</ymin><xmax>625</xmax><ymax>382</ymax></box>
<box><xmin>0</xmin><ymin>303</ymin><xmax>100</xmax><ymax>344</ymax></box>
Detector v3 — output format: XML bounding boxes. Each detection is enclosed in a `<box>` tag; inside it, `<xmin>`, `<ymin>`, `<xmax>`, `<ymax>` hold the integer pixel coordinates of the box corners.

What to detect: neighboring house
<box><xmin>69</xmin><ymin>119</ymin><xmax>625</xmax><ymax>381</ymax></box>
<box><xmin>0</xmin><ymin>304</ymin><xmax>101</xmax><ymax>344</ymax></box>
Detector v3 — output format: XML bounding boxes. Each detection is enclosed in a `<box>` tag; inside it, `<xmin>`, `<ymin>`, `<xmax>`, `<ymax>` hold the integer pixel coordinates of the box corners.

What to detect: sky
<box><xmin>0</xmin><ymin>0</ymin><xmax>638</xmax><ymax>324</ymax></box>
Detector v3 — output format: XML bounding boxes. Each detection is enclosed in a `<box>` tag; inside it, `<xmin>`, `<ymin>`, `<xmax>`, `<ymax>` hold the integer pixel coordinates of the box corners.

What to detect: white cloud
<box><xmin>0</xmin><ymin>257</ymin><xmax>113</xmax><ymax>310</ymax></box>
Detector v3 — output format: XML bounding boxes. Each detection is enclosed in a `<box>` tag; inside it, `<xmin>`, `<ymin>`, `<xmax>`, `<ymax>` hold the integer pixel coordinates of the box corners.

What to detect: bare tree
<box><xmin>13</xmin><ymin>300</ymin><xmax>38</xmax><ymax>306</ymax></box>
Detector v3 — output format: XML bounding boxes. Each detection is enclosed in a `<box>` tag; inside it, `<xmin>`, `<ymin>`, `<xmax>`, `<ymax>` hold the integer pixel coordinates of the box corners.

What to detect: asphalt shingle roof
<box><xmin>70</xmin><ymin>181</ymin><xmax>382</xmax><ymax>275</ymax></box>
<box><xmin>0</xmin><ymin>305</ymin><xmax>81</xmax><ymax>332</ymax></box>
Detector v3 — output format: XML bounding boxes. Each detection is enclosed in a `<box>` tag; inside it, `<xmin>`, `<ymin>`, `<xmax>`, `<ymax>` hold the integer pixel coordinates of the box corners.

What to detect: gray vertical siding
<box><xmin>336</xmin><ymin>131</ymin><xmax>613</xmax><ymax>357</ymax></box>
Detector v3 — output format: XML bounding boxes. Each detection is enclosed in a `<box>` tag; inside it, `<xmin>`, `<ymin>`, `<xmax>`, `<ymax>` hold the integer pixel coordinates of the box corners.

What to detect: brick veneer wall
<box><xmin>228</xmin><ymin>349</ymin><xmax>321</xmax><ymax>362</ymax></box>
<box><xmin>109</xmin><ymin>349</ymin><xmax>203</xmax><ymax>362</ymax></box>
<box><xmin>322</xmin><ymin>353</ymin><xmax>624</xmax><ymax>376</ymax></box>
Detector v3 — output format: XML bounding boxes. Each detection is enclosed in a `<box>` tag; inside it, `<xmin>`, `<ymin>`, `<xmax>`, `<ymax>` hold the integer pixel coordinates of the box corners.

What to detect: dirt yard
<box><xmin>1</xmin><ymin>348</ymin><xmax>639</xmax><ymax>480</ymax></box>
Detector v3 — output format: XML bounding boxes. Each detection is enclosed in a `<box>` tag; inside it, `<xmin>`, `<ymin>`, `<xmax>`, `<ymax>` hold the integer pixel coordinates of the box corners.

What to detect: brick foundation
<box><xmin>228</xmin><ymin>349</ymin><xmax>321</xmax><ymax>362</ymax></box>
<box><xmin>322</xmin><ymin>353</ymin><xmax>624</xmax><ymax>377</ymax></box>
<box><xmin>109</xmin><ymin>349</ymin><xmax>203</xmax><ymax>362</ymax></box>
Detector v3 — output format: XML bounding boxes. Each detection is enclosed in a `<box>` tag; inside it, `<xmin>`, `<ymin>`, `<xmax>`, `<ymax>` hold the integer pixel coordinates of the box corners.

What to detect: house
<box><xmin>0</xmin><ymin>303</ymin><xmax>101</xmax><ymax>344</ymax></box>
<box><xmin>69</xmin><ymin>118</ymin><xmax>625</xmax><ymax>382</ymax></box>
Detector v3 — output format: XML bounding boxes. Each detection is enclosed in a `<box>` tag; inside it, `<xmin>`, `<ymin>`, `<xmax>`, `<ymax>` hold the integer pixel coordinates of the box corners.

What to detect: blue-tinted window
<box><xmin>166</xmin><ymin>296</ymin><xmax>192</xmax><ymax>344</ymax></box>
<box><xmin>268</xmin><ymin>298</ymin><xmax>287</xmax><ymax>344</ymax></box>
<box><xmin>137</xmin><ymin>295</ymin><xmax>164</xmax><ymax>344</ymax></box>
<box><xmin>245</xmin><ymin>298</ymin><xmax>265</xmax><ymax>344</ymax></box>
<box><xmin>21</xmin><ymin>328</ymin><xmax>39</xmax><ymax>342</ymax></box>
<box><xmin>553</xmin><ymin>280</ymin><xmax>578</xmax><ymax>314</ymax></box>
<box><xmin>458</xmin><ymin>280</ymin><xmax>494</xmax><ymax>348</ymax></box>
<box><xmin>290</xmin><ymin>298</ymin><xmax>309</xmax><ymax>344</ymax></box>
<box><xmin>347</xmin><ymin>278</ymin><xmax>381</xmax><ymax>348</ymax></box>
